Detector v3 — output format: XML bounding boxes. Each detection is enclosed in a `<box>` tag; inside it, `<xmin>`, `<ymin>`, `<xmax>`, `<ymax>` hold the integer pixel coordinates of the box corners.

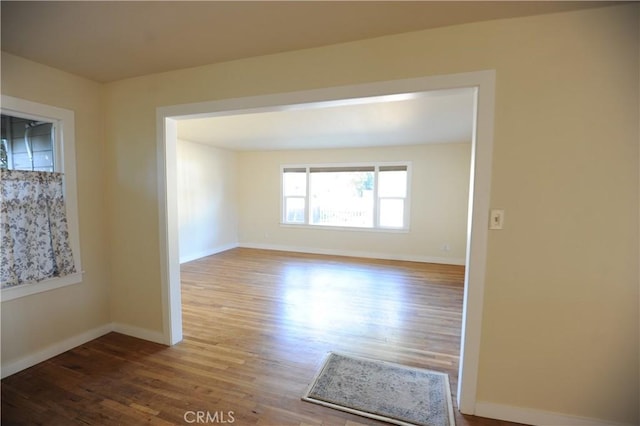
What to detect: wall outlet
<box><xmin>441</xmin><ymin>243</ymin><xmax>451</xmax><ymax>252</ymax></box>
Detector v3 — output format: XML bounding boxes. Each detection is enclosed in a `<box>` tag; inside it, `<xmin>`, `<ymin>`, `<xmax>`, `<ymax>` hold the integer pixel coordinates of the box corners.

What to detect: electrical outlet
<box><xmin>489</xmin><ymin>209</ymin><xmax>504</xmax><ymax>230</ymax></box>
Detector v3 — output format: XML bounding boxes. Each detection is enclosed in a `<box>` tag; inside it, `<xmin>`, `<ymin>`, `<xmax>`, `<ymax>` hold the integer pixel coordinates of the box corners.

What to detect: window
<box><xmin>281</xmin><ymin>163</ymin><xmax>410</xmax><ymax>230</ymax></box>
<box><xmin>0</xmin><ymin>95</ymin><xmax>82</xmax><ymax>301</ymax></box>
<box><xmin>282</xmin><ymin>167</ymin><xmax>306</xmax><ymax>224</ymax></box>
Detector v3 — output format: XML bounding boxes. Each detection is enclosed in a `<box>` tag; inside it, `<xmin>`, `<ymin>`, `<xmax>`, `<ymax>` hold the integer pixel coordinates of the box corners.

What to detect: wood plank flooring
<box><xmin>2</xmin><ymin>248</ymin><xmax>521</xmax><ymax>425</ymax></box>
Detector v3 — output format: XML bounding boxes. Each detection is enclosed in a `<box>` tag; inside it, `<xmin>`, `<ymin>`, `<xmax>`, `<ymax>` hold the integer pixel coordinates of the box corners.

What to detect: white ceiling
<box><xmin>0</xmin><ymin>1</ymin><xmax>613</xmax><ymax>83</ymax></box>
<box><xmin>177</xmin><ymin>88</ymin><xmax>475</xmax><ymax>151</ymax></box>
<box><xmin>1</xmin><ymin>2</ymin><xmax>612</xmax><ymax>152</ymax></box>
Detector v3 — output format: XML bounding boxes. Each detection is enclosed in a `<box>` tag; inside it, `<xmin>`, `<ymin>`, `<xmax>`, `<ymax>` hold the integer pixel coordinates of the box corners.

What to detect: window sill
<box><xmin>280</xmin><ymin>223</ymin><xmax>409</xmax><ymax>234</ymax></box>
<box><xmin>1</xmin><ymin>271</ymin><xmax>84</xmax><ymax>302</ymax></box>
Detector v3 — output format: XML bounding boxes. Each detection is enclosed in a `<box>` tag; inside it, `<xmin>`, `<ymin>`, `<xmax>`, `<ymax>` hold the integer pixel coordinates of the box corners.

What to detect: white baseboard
<box><xmin>1</xmin><ymin>323</ymin><xmax>113</xmax><ymax>379</ymax></box>
<box><xmin>179</xmin><ymin>242</ymin><xmax>238</xmax><ymax>264</ymax></box>
<box><xmin>111</xmin><ymin>323</ymin><xmax>166</xmax><ymax>345</ymax></box>
<box><xmin>1</xmin><ymin>322</ymin><xmax>167</xmax><ymax>379</ymax></box>
<box><xmin>475</xmin><ymin>402</ymin><xmax>636</xmax><ymax>426</ymax></box>
<box><xmin>239</xmin><ymin>242</ymin><xmax>466</xmax><ymax>265</ymax></box>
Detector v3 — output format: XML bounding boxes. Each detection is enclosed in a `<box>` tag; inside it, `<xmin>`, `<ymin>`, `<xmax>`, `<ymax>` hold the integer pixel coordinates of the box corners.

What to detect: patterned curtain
<box><xmin>1</xmin><ymin>169</ymin><xmax>76</xmax><ymax>288</ymax></box>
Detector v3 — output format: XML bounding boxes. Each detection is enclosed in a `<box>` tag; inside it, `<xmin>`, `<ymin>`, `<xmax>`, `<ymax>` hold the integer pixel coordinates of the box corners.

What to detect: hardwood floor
<box><xmin>2</xmin><ymin>248</ymin><xmax>521</xmax><ymax>425</ymax></box>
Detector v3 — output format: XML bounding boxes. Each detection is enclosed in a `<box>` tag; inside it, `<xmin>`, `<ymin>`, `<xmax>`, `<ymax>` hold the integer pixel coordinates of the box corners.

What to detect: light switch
<box><xmin>489</xmin><ymin>209</ymin><xmax>504</xmax><ymax>230</ymax></box>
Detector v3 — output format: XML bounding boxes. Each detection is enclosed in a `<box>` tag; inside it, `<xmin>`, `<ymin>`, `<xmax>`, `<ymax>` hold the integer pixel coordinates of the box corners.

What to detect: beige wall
<box><xmin>103</xmin><ymin>5</ymin><xmax>639</xmax><ymax>423</ymax></box>
<box><xmin>1</xmin><ymin>3</ymin><xmax>637</xmax><ymax>424</ymax></box>
<box><xmin>177</xmin><ymin>139</ymin><xmax>238</xmax><ymax>263</ymax></box>
<box><xmin>0</xmin><ymin>53</ymin><xmax>110</xmax><ymax>364</ymax></box>
<box><xmin>237</xmin><ymin>144</ymin><xmax>471</xmax><ymax>263</ymax></box>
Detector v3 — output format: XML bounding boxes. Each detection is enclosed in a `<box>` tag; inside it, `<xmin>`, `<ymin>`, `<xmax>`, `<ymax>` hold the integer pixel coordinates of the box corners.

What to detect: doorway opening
<box><xmin>157</xmin><ymin>71</ymin><xmax>496</xmax><ymax>414</ymax></box>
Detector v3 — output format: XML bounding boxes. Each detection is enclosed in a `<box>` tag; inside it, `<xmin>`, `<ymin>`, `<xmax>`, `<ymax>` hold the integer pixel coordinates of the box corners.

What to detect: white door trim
<box><xmin>156</xmin><ymin>70</ymin><xmax>496</xmax><ymax>415</ymax></box>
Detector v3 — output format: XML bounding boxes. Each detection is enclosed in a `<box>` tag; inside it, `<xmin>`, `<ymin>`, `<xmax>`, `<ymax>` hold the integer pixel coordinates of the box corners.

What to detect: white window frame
<box><xmin>280</xmin><ymin>162</ymin><xmax>411</xmax><ymax>232</ymax></box>
<box><xmin>1</xmin><ymin>95</ymin><xmax>83</xmax><ymax>301</ymax></box>
<box><xmin>281</xmin><ymin>167</ymin><xmax>307</xmax><ymax>225</ymax></box>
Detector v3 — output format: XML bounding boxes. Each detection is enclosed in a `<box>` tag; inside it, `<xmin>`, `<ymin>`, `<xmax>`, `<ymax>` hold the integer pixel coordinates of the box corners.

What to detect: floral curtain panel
<box><xmin>1</xmin><ymin>169</ymin><xmax>76</xmax><ymax>288</ymax></box>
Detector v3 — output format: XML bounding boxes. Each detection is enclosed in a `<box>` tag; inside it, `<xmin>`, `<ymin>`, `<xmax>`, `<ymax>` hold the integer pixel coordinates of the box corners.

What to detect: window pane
<box><xmin>1</xmin><ymin>115</ymin><xmax>54</xmax><ymax>172</ymax></box>
<box><xmin>379</xmin><ymin>198</ymin><xmax>405</xmax><ymax>228</ymax></box>
<box><xmin>283</xmin><ymin>170</ymin><xmax>306</xmax><ymax>196</ymax></box>
<box><xmin>284</xmin><ymin>197</ymin><xmax>305</xmax><ymax>223</ymax></box>
<box><xmin>310</xmin><ymin>171</ymin><xmax>374</xmax><ymax>227</ymax></box>
<box><xmin>378</xmin><ymin>170</ymin><xmax>407</xmax><ymax>198</ymax></box>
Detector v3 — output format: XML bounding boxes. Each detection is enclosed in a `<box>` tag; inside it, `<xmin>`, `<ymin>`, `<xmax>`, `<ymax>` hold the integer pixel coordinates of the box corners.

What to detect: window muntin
<box><xmin>281</xmin><ymin>163</ymin><xmax>410</xmax><ymax>230</ymax></box>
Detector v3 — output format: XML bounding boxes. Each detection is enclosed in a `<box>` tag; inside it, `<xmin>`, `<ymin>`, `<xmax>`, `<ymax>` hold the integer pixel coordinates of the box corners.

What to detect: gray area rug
<box><xmin>302</xmin><ymin>352</ymin><xmax>455</xmax><ymax>426</ymax></box>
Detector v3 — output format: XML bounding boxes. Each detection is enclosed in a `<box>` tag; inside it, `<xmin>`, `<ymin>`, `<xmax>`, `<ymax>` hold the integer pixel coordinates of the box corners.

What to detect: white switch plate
<box><xmin>489</xmin><ymin>209</ymin><xmax>504</xmax><ymax>230</ymax></box>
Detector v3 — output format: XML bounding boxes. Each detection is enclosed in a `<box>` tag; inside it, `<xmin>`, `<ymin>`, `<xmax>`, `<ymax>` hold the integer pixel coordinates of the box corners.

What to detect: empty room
<box><xmin>1</xmin><ymin>2</ymin><xmax>638</xmax><ymax>426</ymax></box>
<box><xmin>172</xmin><ymin>89</ymin><xmax>473</xmax><ymax>424</ymax></box>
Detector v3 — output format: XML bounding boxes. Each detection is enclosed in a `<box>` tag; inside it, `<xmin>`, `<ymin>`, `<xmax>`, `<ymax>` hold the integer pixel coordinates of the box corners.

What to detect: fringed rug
<box><xmin>302</xmin><ymin>352</ymin><xmax>455</xmax><ymax>426</ymax></box>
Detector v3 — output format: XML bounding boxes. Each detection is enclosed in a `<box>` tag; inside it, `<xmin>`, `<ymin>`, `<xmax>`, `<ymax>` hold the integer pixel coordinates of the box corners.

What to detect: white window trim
<box><xmin>1</xmin><ymin>95</ymin><xmax>83</xmax><ymax>301</ymax></box>
<box><xmin>280</xmin><ymin>161</ymin><xmax>412</xmax><ymax>232</ymax></box>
